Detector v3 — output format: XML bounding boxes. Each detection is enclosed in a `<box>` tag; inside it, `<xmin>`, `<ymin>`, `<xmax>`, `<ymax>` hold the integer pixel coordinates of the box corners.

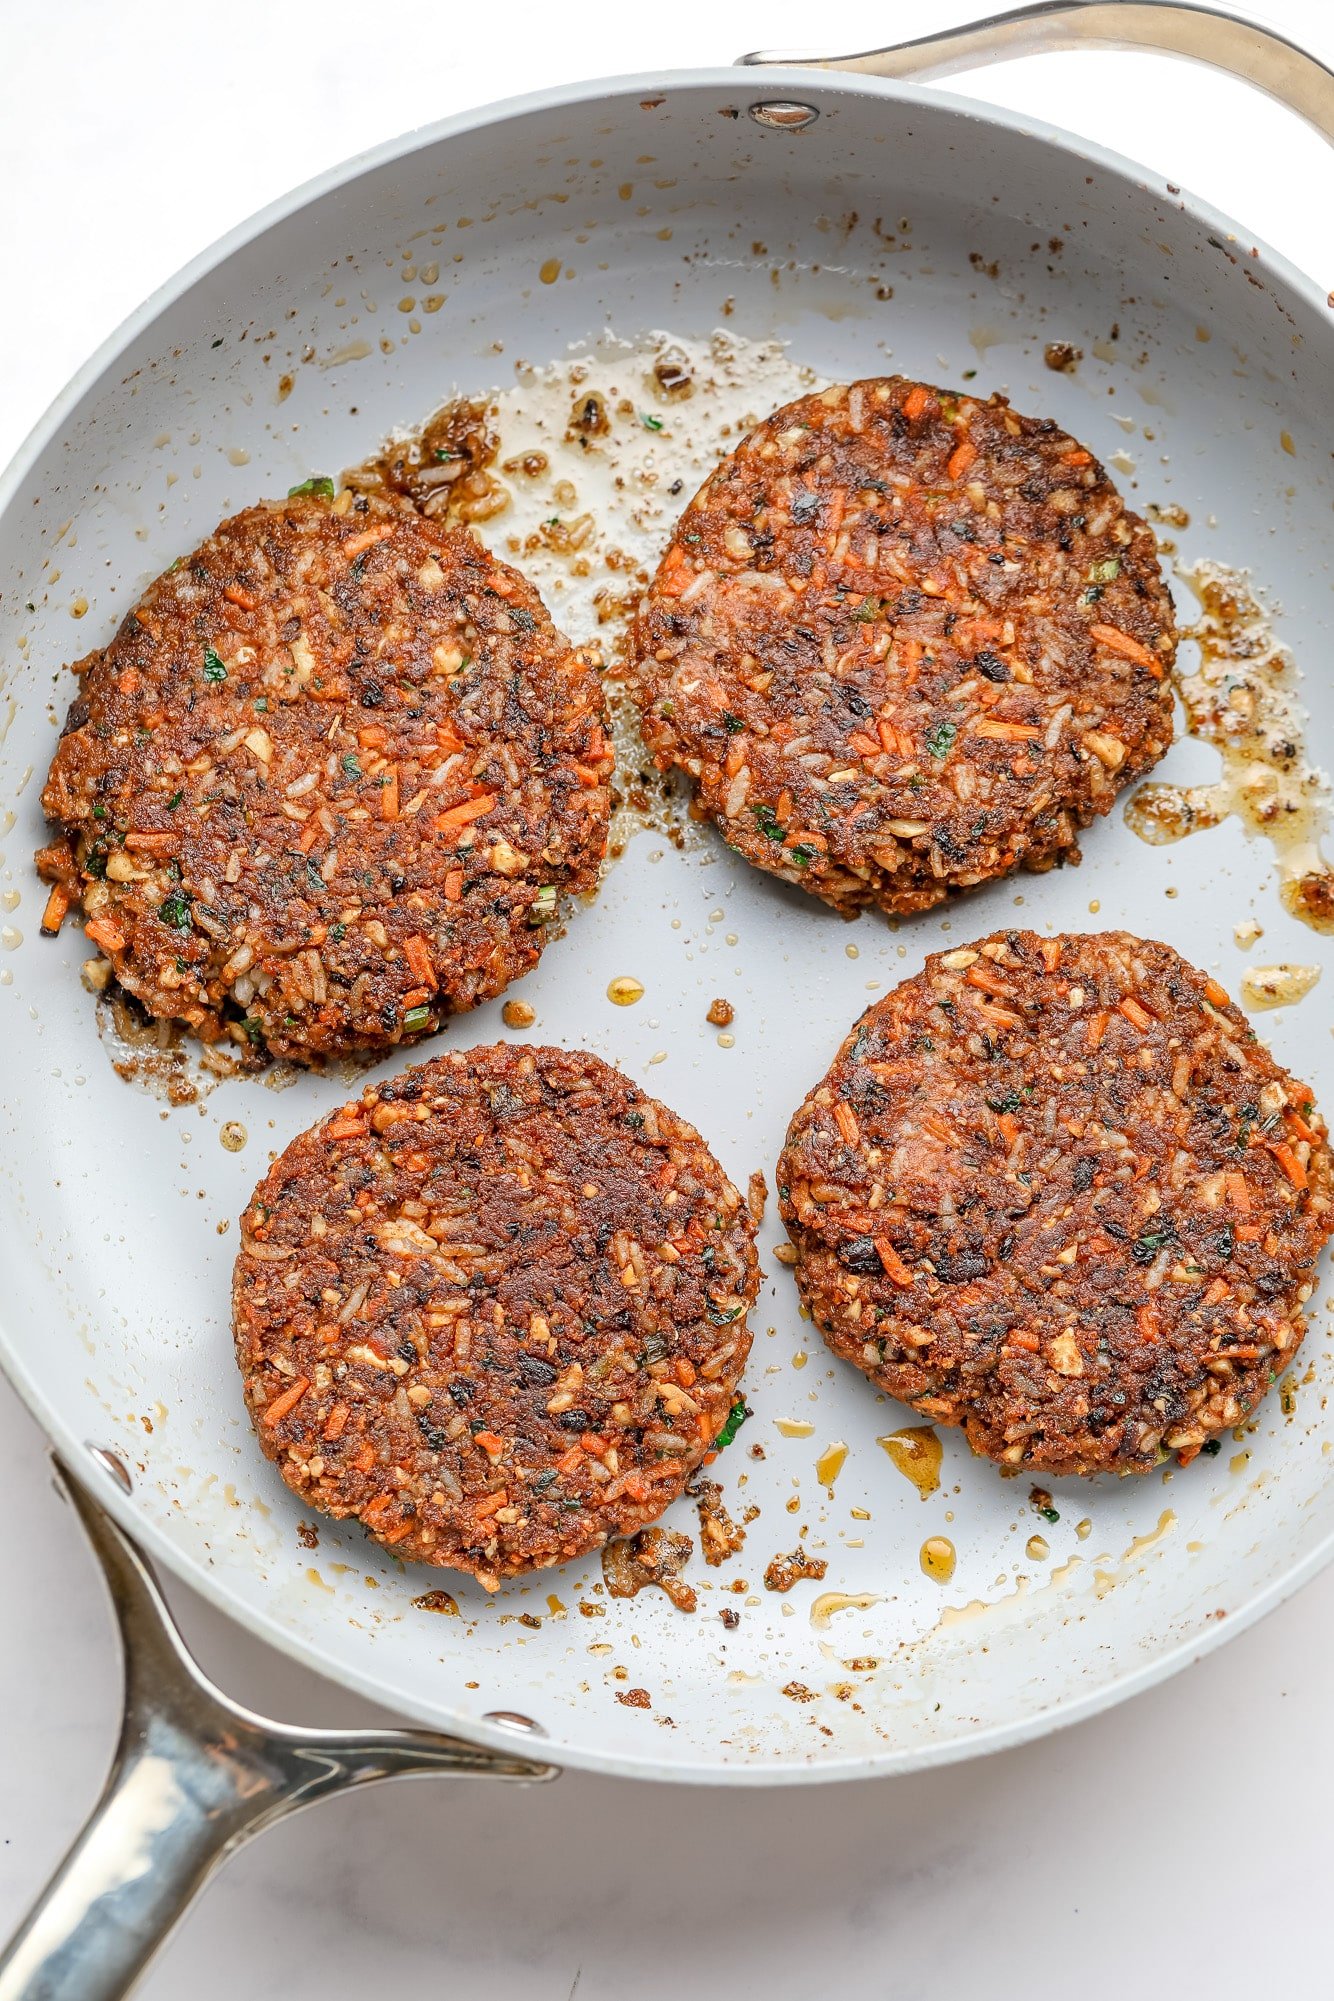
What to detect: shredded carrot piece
<box><xmin>357</xmin><ymin>724</ymin><xmax>388</xmax><ymax>750</ymax></box>
<box><xmin>1224</xmin><ymin>1171</ymin><xmax>1252</xmax><ymax>1214</ymax></box>
<box><xmin>322</xmin><ymin>1403</ymin><xmax>350</xmax><ymax>1441</ymax></box>
<box><xmin>1038</xmin><ymin>940</ymin><xmax>1063</xmax><ymax>972</ymax></box>
<box><xmin>343</xmin><ymin>523</ymin><xmax>394</xmax><ymax>561</ymax></box>
<box><xmin>433</xmin><ymin>793</ymin><xmax>497</xmax><ymax>834</ymax></box>
<box><xmin>1089</xmin><ymin>622</ymin><xmax>1163</xmax><ymax>675</ymax></box>
<box><xmin>848</xmin><ymin>732</ymin><xmax>882</xmax><ymax>760</ymax></box>
<box><xmin>473</xmin><ymin>1430</ymin><xmax>505</xmax><ymax>1456</ymax></box>
<box><xmin>1086</xmin><ymin>1008</ymin><xmax>1109</xmax><ymax>1051</ymax></box>
<box><xmin>697</xmin><ymin>1413</ymin><xmax>714</xmax><ymax>1440</ymax></box>
<box><xmin>472</xmin><ymin>1490</ymin><xmax>509</xmax><ymax>1520</ymax></box>
<box><xmin>832</xmin><ymin>1101</ymin><xmax>860</xmax><ymax>1145</ymax></box>
<box><xmin>326</xmin><ymin>1118</ymin><xmax>366</xmax><ymax>1141</ymax></box>
<box><xmin>298</xmin><ymin>818</ymin><xmax>323</xmax><ymax>853</ymax></box>
<box><xmin>353</xmin><ymin>1442</ymin><xmax>376</xmax><ymax>1472</ymax></box>
<box><xmin>997</xmin><ymin>1112</ymin><xmax>1019</xmax><ymax>1147</ymax></box>
<box><xmin>873</xmin><ymin>1237</ymin><xmax>914</xmax><ymax>1287</ymax></box>
<box><xmin>674</xmin><ymin>1358</ymin><xmax>697</xmax><ymax>1388</ymax></box>
<box><xmin>84</xmin><ymin>916</ymin><xmax>125</xmax><ymax>955</ymax></box>
<box><xmin>403</xmin><ymin>934</ymin><xmax>436</xmax><ymax>989</ymax></box>
<box><xmin>1268</xmin><ymin>1142</ymin><xmax>1308</xmax><ymax>1190</ymax></box>
<box><xmin>902</xmin><ymin>385</ymin><xmax>930</xmax><ymax>421</ymax></box>
<box><xmin>124</xmin><ymin>831</ymin><xmax>177</xmax><ymax>854</ymax></box>
<box><xmin>262</xmin><ymin>1376</ymin><xmax>310</xmax><ymax>1429</ymax></box>
<box><xmin>946</xmin><ymin>437</ymin><xmax>976</xmax><ymax>481</ymax></box>
<box><xmin>224</xmin><ymin>585</ymin><xmax>258</xmax><ymax>611</ymax></box>
<box><xmin>1203</xmin><ymin>978</ymin><xmax>1231</xmax><ymax>1008</ymax></box>
<box><xmin>444</xmin><ymin>869</ymin><xmax>463</xmax><ymax>903</ymax></box>
<box><xmin>40</xmin><ymin>883</ymin><xmax>71</xmax><ymax>935</ymax></box>
<box><xmin>1136</xmin><ymin>1304</ymin><xmax>1159</xmax><ymax>1344</ymax></box>
<box><xmin>965</xmin><ymin>964</ymin><xmax>1011</xmax><ymax>998</ymax></box>
<box><xmin>973</xmin><ymin>718</ymin><xmax>1044</xmax><ymax>742</ymax></box>
<box><xmin>1202</xmin><ymin>1279</ymin><xmax>1230</xmax><ymax>1307</ymax></box>
<box><xmin>1118</xmin><ymin>996</ymin><xmax>1155</xmax><ymax>1031</ymax></box>
<box><xmin>378</xmin><ymin>1521</ymin><xmax>415</xmax><ymax>1545</ymax></box>
<box><xmin>1286</xmin><ymin>1106</ymin><xmax>1319</xmax><ymax>1144</ymax></box>
<box><xmin>556</xmin><ymin>1447</ymin><xmax>583</xmax><ymax>1475</ymax></box>
<box><xmin>1060</xmin><ymin>448</ymin><xmax>1093</xmax><ymax>467</ymax></box>
<box><xmin>117</xmin><ymin>667</ymin><xmax>142</xmax><ymax>695</ymax></box>
<box><xmin>1009</xmin><ymin>1330</ymin><xmax>1040</xmax><ymax>1353</ymax></box>
<box><xmin>977</xmin><ymin>1001</ymin><xmax>1022</xmax><ymax>1029</ymax></box>
<box><xmin>380</xmin><ymin>767</ymin><xmax>399</xmax><ymax>820</ymax></box>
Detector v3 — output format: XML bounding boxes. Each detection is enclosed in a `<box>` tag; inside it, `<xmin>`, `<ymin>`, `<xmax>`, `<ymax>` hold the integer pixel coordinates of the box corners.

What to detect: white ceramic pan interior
<box><xmin>2</xmin><ymin>53</ymin><xmax>1333</xmax><ymax>1789</ymax></box>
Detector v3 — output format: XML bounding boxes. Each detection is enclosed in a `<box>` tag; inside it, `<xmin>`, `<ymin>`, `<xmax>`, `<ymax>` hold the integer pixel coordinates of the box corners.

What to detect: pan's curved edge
<box><xmin>3</xmin><ymin>59</ymin><xmax>1332</xmax><ymax>1785</ymax></box>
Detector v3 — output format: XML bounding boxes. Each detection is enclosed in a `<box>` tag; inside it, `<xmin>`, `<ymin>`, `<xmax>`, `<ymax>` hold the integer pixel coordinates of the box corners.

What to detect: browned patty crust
<box><xmin>630</xmin><ymin>378</ymin><xmax>1175</xmax><ymax>914</ymax></box>
<box><xmin>778</xmin><ymin>931</ymin><xmax>1333</xmax><ymax>1475</ymax></box>
<box><xmin>234</xmin><ymin>1044</ymin><xmax>759</xmax><ymax>1582</ymax></box>
<box><xmin>39</xmin><ymin>494</ymin><xmax>612</xmax><ymax>1061</ymax></box>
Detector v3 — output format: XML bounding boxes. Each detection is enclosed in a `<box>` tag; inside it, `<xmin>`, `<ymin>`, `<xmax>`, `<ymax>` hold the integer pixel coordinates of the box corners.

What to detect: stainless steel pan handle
<box><xmin>740</xmin><ymin>0</ymin><xmax>1334</xmax><ymax>144</ymax></box>
<box><xmin>0</xmin><ymin>1460</ymin><xmax>556</xmax><ymax>2001</ymax></box>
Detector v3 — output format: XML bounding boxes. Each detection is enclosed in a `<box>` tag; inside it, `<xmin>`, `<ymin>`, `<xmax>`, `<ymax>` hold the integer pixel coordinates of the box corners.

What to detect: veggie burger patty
<box><xmin>630</xmin><ymin>377</ymin><xmax>1175</xmax><ymax>914</ymax></box>
<box><xmin>38</xmin><ymin>492</ymin><xmax>612</xmax><ymax>1061</ymax></box>
<box><xmin>234</xmin><ymin>1044</ymin><xmax>760</xmax><ymax>1584</ymax></box>
<box><xmin>778</xmin><ymin>930</ymin><xmax>1333</xmax><ymax>1475</ymax></box>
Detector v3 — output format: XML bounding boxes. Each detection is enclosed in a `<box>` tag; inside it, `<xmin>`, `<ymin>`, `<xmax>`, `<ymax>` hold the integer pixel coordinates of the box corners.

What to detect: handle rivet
<box><xmin>86</xmin><ymin>1443</ymin><xmax>133</xmax><ymax>1493</ymax></box>
<box><xmin>748</xmin><ymin>100</ymin><xmax>820</xmax><ymax>130</ymax></box>
<box><xmin>483</xmin><ymin>1710</ymin><xmax>547</xmax><ymax>1735</ymax></box>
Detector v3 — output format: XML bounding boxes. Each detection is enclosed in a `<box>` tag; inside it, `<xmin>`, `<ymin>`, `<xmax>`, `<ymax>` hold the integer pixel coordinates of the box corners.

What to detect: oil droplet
<box><xmin>1280</xmin><ymin>427</ymin><xmax>1296</xmax><ymax>456</ymax></box>
<box><xmin>1230</xmin><ymin>1450</ymin><xmax>1251</xmax><ymax>1475</ymax></box>
<box><xmin>810</xmin><ymin>1590</ymin><xmax>880</xmax><ymax>1630</ymax></box>
<box><xmin>845</xmin><ymin>942</ymin><xmax>859</xmax><ymax>959</ymax></box>
<box><xmin>1</xmin><ymin>926</ymin><xmax>22</xmax><ymax>949</ymax></box>
<box><xmin>774</xmin><ymin>1418</ymin><xmax>815</xmax><ymax>1438</ymax></box>
<box><xmin>1025</xmin><ymin>1534</ymin><xmax>1049</xmax><ymax>1562</ymax></box>
<box><xmin>1240</xmin><ymin>962</ymin><xmax>1320</xmax><ymax>1011</ymax></box>
<box><xmin>877</xmin><ymin>1425</ymin><xmax>941</xmax><ymax>1499</ymax></box>
<box><xmin>539</xmin><ymin>257</ymin><xmax>562</xmax><ymax>285</ymax></box>
<box><xmin>546</xmin><ymin>1593</ymin><xmax>567</xmax><ymax>1616</ymax></box>
<box><xmin>70</xmin><ymin>596</ymin><xmax>88</xmax><ymax>619</ymax></box>
<box><xmin>502</xmin><ymin>998</ymin><xmax>536</xmax><ymax>1029</ymax></box>
<box><xmin>791</xmin><ymin>1349</ymin><xmax>808</xmax><ymax>1370</ymax></box>
<box><xmin>413</xmin><ymin>1588</ymin><xmax>460</xmax><ymax>1615</ymax></box>
<box><xmin>219</xmin><ymin>1120</ymin><xmax>248</xmax><ymax>1153</ymax></box>
<box><xmin>1234</xmin><ymin>917</ymin><xmax>1263</xmax><ymax>948</ymax></box>
<box><xmin>607</xmin><ymin>975</ymin><xmax>644</xmax><ymax>1006</ymax></box>
<box><xmin>1087</xmin><ymin>899</ymin><xmax>1100</xmax><ymax>914</ymax></box>
<box><xmin>1075</xmin><ymin>1518</ymin><xmax>1092</xmax><ymax>1540</ymax></box>
<box><xmin>920</xmin><ymin>1536</ymin><xmax>956</xmax><ymax>1584</ymax></box>
<box><xmin>0</xmin><ymin>889</ymin><xmax>19</xmax><ymax>912</ymax></box>
<box><xmin>227</xmin><ymin>446</ymin><xmax>251</xmax><ymax>467</ymax></box>
<box><xmin>305</xmin><ymin>1567</ymin><xmax>335</xmax><ymax>1594</ymax></box>
<box><xmin>815</xmin><ymin>1440</ymin><xmax>848</xmax><ymax>1487</ymax></box>
<box><xmin>1123</xmin><ymin>1508</ymin><xmax>1177</xmax><ymax>1560</ymax></box>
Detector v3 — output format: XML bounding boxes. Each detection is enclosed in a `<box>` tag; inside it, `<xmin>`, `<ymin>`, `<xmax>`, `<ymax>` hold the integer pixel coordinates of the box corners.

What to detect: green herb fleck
<box><xmin>1041</xmin><ymin>1505</ymin><xmax>1060</xmax><ymax>1524</ymax></box>
<box><xmin>342</xmin><ymin>752</ymin><xmax>362</xmax><ymax>779</ymax></box>
<box><xmin>714</xmin><ymin>1397</ymin><xmax>751</xmax><ymax>1450</ymax></box>
<box><xmin>166</xmin><ymin>791</ymin><xmax>183</xmax><ymax>811</ymax></box>
<box><xmin>1200</xmin><ymin>1438</ymin><xmax>1221</xmax><ymax>1457</ymax></box>
<box><xmin>288</xmin><ymin>476</ymin><xmax>336</xmax><ymax>498</ymax></box>
<box><xmin>202</xmin><ymin>647</ymin><xmax>227</xmax><ymax>683</ymax></box>
<box><xmin>403</xmin><ymin>1004</ymin><xmax>432</xmax><ymax>1031</ymax></box>
<box><xmin>752</xmin><ymin>803</ymin><xmax>785</xmax><ymax>844</ymax></box>
<box><xmin>925</xmin><ymin>719</ymin><xmax>958</xmax><ymax>759</ymax></box>
<box><xmin>723</xmin><ymin>713</ymin><xmax>745</xmax><ymax>734</ymax></box>
<box><xmin>640</xmin><ymin>412</ymin><xmax>664</xmax><ymax>432</ymax></box>
<box><xmin>328</xmin><ymin>921</ymin><xmax>347</xmax><ymax>943</ymax></box>
<box><xmin>1088</xmin><ymin>558</ymin><xmax>1121</xmax><ymax>584</ymax></box>
<box><xmin>528</xmin><ymin>884</ymin><xmax>558</xmax><ymax>925</ymax></box>
<box><xmin>158</xmin><ymin>892</ymin><xmax>191</xmax><ymax>930</ymax></box>
<box><xmin>852</xmin><ymin>596</ymin><xmax>882</xmax><ymax>623</ymax></box>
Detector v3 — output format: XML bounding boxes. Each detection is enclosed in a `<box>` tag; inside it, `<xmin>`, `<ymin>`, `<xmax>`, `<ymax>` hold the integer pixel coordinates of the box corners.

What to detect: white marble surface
<box><xmin>2</xmin><ymin>3</ymin><xmax>1333</xmax><ymax>1993</ymax></box>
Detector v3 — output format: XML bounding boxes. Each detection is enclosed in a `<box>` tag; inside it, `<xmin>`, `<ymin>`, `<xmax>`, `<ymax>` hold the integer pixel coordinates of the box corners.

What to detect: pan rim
<box><xmin>4</xmin><ymin>59</ymin><xmax>1332</xmax><ymax>1784</ymax></box>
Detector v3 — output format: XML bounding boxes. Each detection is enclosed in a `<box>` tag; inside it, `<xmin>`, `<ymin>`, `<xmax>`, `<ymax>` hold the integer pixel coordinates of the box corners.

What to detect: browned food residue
<box><xmin>688</xmin><ymin>1476</ymin><xmax>747</xmax><ymax>1565</ymax></box>
<box><xmin>1126</xmin><ymin>561</ymin><xmax>1334</xmax><ymax>931</ymax></box>
<box><xmin>616</xmin><ymin>1686</ymin><xmax>652</xmax><ymax>1708</ymax></box>
<box><xmin>1043</xmin><ymin>341</ymin><xmax>1083</xmax><ymax>373</ymax></box>
<box><xmin>747</xmin><ymin>1169</ymin><xmax>768</xmax><ymax>1224</ymax></box>
<box><xmin>602</xmin><ymin>1526</ymin><xmax>698</xmax><ymax>1612</ymax></box>
<box><xmin>346</xmin><ymin>396</ymin><xmax>508</xmax><ymax>525</ymax></box>
<box><xmin>707</xmin><ymin>996</ymin><xmax>735</xmax><ymax>1027</ymax></box>
<box><xmin>764</xmin><ymin>1546</ymin><xmax>828</xmax><ymax>1593</ymax></box>
<box><xmin>413</xmin><ymin>1588</ymin><xmax>460</xmax><ymax>1615</ymax></box>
